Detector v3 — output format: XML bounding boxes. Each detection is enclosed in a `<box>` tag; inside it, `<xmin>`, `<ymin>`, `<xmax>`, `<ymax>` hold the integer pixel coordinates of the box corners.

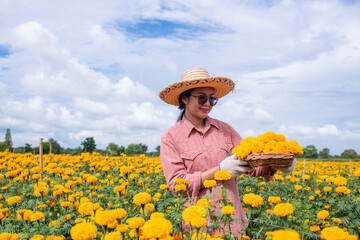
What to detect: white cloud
<box><xmin>253</xmin><ymin>109</ymin><xmax>274</xmax><ymax>124</ymax></box>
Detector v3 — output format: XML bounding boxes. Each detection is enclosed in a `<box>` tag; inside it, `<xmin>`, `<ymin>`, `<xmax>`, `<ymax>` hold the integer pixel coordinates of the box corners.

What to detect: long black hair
<box><xmin>177</xmin><ymin>88</ymin><xmax>194</xmax><ymax>122</ymax></box>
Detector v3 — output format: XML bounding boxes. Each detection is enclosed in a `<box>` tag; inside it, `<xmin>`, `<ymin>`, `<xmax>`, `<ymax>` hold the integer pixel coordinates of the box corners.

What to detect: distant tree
<box><xmin>301</xmin><ymin>145</ymin><xmax>318</xmax><ymax>158</ymax></box>
<box><xmin>48</xmin><ymin>138</ymin><xmax>62</xmax><ymax>154</ymax></box>
<box><xmin>0</xmin><ymin>142</ymin><xmax>11</xmax><ymax>151</ymax></box>
<box><xmin>5</xmin><ymin>128</ymin><xmax>12</xmax><ymax>147</ymax></box>
<box><xmin>126</xmin><ymin>143</ymin><xmax>147</xmax><ymax>156</ymax></box>
<box><xmin>341</xmin><ymin>149</ymin><xmax>358</xmax><ymax>159</ymax></box>
<box><xmin>24</xmin><ymin>143</ymin><xmax>32</xmax><ymax>153</ymax></box>
<box><xmin>81</xmin><ymin>137</ymin><xmax>96</xmax><ymax>153</ymax></box>
<box><xmin>118</xmin><ymin>146</ymin><xmax>126</xmax><ymax>154</ymax></box>
<box><xmin>155</xmin><ymin>145</ymin><xmax>160</xmax><ymax>152</ymax></box>
<box><xmin>319</xmin><ymin>148</ymin><xmax>330</xmax><ymax>159</ymax></box>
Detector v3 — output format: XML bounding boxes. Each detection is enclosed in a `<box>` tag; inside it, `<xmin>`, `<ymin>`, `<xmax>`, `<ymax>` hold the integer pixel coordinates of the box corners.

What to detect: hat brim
<box><xmin>159</xmin><ymin>77</ymin><xmax>235</xmax><ymax>106</ymax></box>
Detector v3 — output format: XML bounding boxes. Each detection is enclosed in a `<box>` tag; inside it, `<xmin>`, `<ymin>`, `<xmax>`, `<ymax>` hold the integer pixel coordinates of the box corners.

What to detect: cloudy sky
<box><xmin>0</xmin><ymin>0</ymin><xmax>359</xmax><ymax>155</ymax></box>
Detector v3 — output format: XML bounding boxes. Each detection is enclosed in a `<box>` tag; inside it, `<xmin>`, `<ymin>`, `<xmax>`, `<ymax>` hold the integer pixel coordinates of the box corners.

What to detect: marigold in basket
<box><xmin>232</xmin><ymin>132</ymin><xmax>303</xmax><ymax>159</ymax></box>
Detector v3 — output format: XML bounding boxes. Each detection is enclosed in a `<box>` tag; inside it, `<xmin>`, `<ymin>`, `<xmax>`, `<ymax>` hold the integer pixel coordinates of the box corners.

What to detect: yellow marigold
<box><xmin>142</xmin><ymin>217</ymin><xmax>173</xmax><ymax>239</ymax></box>
<box><xmin>324</xmin><ymin>186</ymin><xmax>332</xmax><ymax>192</ymax></box>
<box><xmin>196</xmin><ymin>199</ymin><xmax>211</xmax><ymax>208</ymax></box>
<box><xmin>174</xmin><ymin>178</ymin><xmax>186</xmax><ymax>184</ymax></box>
<box><xmin>182</xmin><ymin>205</ymin><xmax>207</xmax><ymax>224</ymax></box>
<box><xmin>174</xmin><ymin>183</ymin><xmax>186</xmax><ymax>192</ymax></box>
<box><xmin>235</xmin><ymin>142</ymin><xmax>253</xmax><ymax>159</ymax></box>
<box><xmin>309</xmin><ymin>225</ymin><xmax>320</xmax><ymax>232</ymax></box>
<box><xmin>30</xmin><ymin>235</ymin><xmax>45</xmax><ymax>240</ymax></box>
<box><xmin>140</xmin><ymin>203</ymin><xmax>155</xmax><ymax>215</ymax></box>
<box><xmin>326</xmin><ymin>176</ymin><xmax>335</xmax><ymax>183</ymax></box>
<box><xmin>331</xmin><ymin>218</ymin><xmax>342</xmax><ymax>224</ymax></box>
<box><xmin>203</xmin><ymin>180</ymin><xmax>217</xmax><ymax>188</ymax></box>
<box><xmin>251</xmin><ymin>140</ymin><xmax>264</xmax><ymax>153</ymax></box>
<box><xmin>133</xmin><ymin>192</ymin><xmax>152</xmax><ymax>205</ymax></box>
<box><xmin>159</xmin><ymin>184</ymin><xmax>168</xmax><ymax>190</ymax></box>
<box><xmin>115</xmin><ymin>224</ymin><xmax>128</xmax><ymax>234</ymax></box>
<box><xmin>103</xmin><ymin>232</ymin><xmax>121</xmax><ymax>240</ymax></box>
<box><xmin>190</xmin><ymin>216</ymin><xmax>207</xmax><ymax>229</ymax></box>
<box><xmin>95</xmin><ymin>210</ymin><xmax>116</xmax><ymax>226</ymax></box>
<box><xmin>321</xmin><ymin>226</ymin><xmax>349</xmax><ymax>240</ymax></box>
<box><xmin>70</xmin><ymin>222</ymin><xmax>98</xmax><ymax>240</ymax></box>
<box><xmin>354</xmin><ymin>169</ymin><xmax>360</xmax><ymax>177</ymax></box>
<box><xmin>113</xmin><ymin>208</ymin><xmax>127</xmax><ymax>219</ymax></box>
<box><xmin>274</xmin><ymin>142</ymin><xmax>288</xmax><ymax>154</ymax></box>
<box><xmin>286</xmin><ymin>140</ymin><xmax>303</xmax><ymax>155</ymax></box>
<box><xmin>214</xmin><ymin>170</ymin><xmax>232</xmax><ymax>181</ymax></box>
<box><xmin>6</xmin><ymin>196</ymin><xmax>21</xmax><ymax>205</ymax></box>
<box><xmin>113</xmin><ymin>185</ymin><xmax>125</xmax><ymax>194</ymax></box>
<box><xmin>335</xmin><ymin>186</ymin><xmax>351</xmax><ymax>194</ymax></box>
<box><xmin>78</xmin><ymin>202</ymin><xmax>94</xmax><ymax>216</ymax></box>
<box><xmin>126</xmin><ymin>217</ymin><xmax>145</xmax><ymax>229</ymax></box>
<box><xmin>221</xmin><ymin>206</ymin><xmax>235</xmax><ymax>215</ymax></box>
<box><xmin>309</xmin><ymin>196</ymin><xmax>315</xmax><ymax>200</ymax></box>
<box><xmin>302</xmin><ymin>174</ymin><xmax>311</xmax><ymax>180</ymax></box>
<box><xmin>150</xmin><ymin>212</ymin><xmax>164</xmax><ymax>219</ymax></box>
<box><xmin>34</xmin><ymin>187</ymin><xmax>49</xmax><ymax>197</ymax></box>
<box><xmin>273</xmin><ymin>203</ymin><xmax>294</xmax><ymax>217</ymax></box>
<box><xmin>267</xmin><ymin>229</ymin><xmax>300</xmax><ymax>240</ymax></box>
<box><xmin>334</xmin><ymin>177</ymin><xmax>347</xmax><ymax>186</ymax></box>
<box><xmin>86</xmin><ymin>175</ymin><xmax>98</xmax><ymax>184</ymax></box>
<box><xmin>30</xmin><ymin>211</ymin><xmax>45</xmax><ymax>221</ymax></box>
<box><xmin>243</xmin><ymin>193</ymin><xmax>264</xmax><ymax>208</ymax></box>
<box><xmin>295</xmin><ymin>185</ymin><xmax>302</xmax><ymax>191</ymax></box>
<box><xmin>317</xmin><ymin>210</ymin><xmax>329</xmax><ymax>220</ymax></box>
<box><xmin>268</xmin><ymin>196</ymin><xmax>281</xmax><ymax>204</ymax></box>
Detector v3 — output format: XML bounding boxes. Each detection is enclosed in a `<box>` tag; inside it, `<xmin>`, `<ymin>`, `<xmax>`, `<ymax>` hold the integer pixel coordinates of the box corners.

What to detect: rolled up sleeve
<box><xmin>160</xmin><ymin>134</ymin><xmax>202</xmax><ymax>196</ymax></box>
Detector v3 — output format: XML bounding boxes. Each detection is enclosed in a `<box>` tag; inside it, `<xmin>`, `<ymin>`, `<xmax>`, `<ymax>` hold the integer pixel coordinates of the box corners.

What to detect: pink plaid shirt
<box><xmin>160</xmin><ymin>116</ymin><xmax>275</xmax><ymax>236</ymax></box>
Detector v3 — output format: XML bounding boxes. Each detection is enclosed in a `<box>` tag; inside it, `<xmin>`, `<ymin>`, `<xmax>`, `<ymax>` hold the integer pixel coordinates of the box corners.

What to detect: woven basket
<box><xmin>243</xmin><ymin>153</ymin><xmax>296</xmax><ymax>168</ymax></box>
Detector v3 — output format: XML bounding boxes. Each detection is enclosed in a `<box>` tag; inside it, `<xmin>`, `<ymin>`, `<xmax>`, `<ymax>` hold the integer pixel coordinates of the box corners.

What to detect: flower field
<box><xmin>0</xmin><ymin>150</ymin><xmax>359</xmax><ymax>240</ymax></box>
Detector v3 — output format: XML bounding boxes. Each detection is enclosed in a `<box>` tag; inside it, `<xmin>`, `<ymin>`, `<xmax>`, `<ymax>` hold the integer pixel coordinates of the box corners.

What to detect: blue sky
<box><xmin>0</xmin><ymin>0</ymin><xmax>359</xmax><ymax>155</ymax></box>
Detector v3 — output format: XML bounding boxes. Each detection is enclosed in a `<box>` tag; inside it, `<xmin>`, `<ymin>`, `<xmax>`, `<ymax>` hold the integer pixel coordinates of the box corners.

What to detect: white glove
<box><xmin>219</xmin><ymin>154</ymin><xmax>252</xmax><ymax>178</ymax></box>
<box><xmin>272</xmin><ymin>158</ymin><xmax>297</xmax><ymax>174</ymax></box>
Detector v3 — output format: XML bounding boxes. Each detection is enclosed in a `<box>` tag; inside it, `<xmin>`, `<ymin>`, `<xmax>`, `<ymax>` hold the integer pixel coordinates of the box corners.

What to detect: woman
<box><xmin>159</xmin><ymin>68</ymin><xmax>295</xmax><ymax>236</ymax></box>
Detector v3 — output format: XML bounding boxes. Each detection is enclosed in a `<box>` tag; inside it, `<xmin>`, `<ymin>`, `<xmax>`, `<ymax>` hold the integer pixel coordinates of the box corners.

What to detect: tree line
<box><xmin>0</xmin><ymin>129</ymin><xmax>358</xmax><ymax>159</ymax></box>
<box><xmin>0</xmin><ymin>129</ymin><xmax>160</xmax><ymax>157</ymax></box>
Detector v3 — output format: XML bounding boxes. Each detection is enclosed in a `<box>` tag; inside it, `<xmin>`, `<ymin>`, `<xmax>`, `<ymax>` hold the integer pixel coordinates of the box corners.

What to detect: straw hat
<box><xmin>159</xmin><ymin>67</ymin><xmax>235</xmax><ymax>106</ymax></box>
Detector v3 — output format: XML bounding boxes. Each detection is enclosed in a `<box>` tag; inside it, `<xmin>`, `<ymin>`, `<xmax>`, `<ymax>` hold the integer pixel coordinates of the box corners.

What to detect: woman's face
<box><xmin>182</xmin><ymin>87</ymin><xmax>216</xmax><ymax>121</ymax></box>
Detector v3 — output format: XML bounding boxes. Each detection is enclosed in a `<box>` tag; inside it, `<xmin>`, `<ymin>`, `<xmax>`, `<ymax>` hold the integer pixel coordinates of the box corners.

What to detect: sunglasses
<box><xmin>190</xmin><ymin>95</ymin><xmax>218</xmax><ymax>106</ymax></box>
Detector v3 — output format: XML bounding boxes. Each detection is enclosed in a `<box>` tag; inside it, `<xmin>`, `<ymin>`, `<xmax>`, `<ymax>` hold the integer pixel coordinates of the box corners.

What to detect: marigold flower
<box><xmin>294</xmin><ymin>185</ymin><xmax>302</xmax><ymax>191</ymax></box>
<box><xmin>126</xmin><ymin>217</ymin><xmax>145</xmax><ymax>229</ymax></box>
<box><xmin>190</xmin><ymin>216</ymin><xmax>207</xmax><ymax>229</ymax></box>
<box><xmin>309</xmin><ymin>225</ymin><xmax>320</xmax><ymax>232</ymax></box>
<box><xmin>321</xmin><ymin>226</ymin><xmax>350</xmax><ymax>240</ymax></box>
<box><xmin>30</xmin><ymin>235</ymin><xmax>45</xmax><ymax>240</ymax></box>
<box><xmin>6</xmin><ymin>196</ymin><xmax>21</xmax><ymax>205</ymax></box>
<box><xmin>30</xmin><ymin>211</ymin><xmax>45</xmax><ymax>221</ymax></box>
<box><xmin>150</xmin><ymin>212</ymin><xmax>164</xmax><ymax>219</ymax></box>
<box><xmin>243</xmin><ymin>193</ymin><xmax>264</xmax><ymax>207</ymax></box>
<box><xmin>174</xmin><ymin>183</ymin><xmax>186</xmax><ymax>192</ymax></box>
<box><xmin>196</xmin><ymin>199</ymin><xmax>211</xmax><ymax>208</ymax></box>
<box><xmin>78</xmin><ymin>202</ymin><xmax>94</xmax><ymax>216</ymax></box>
<box><xmin>317</xmin><ymin>210</ymin><xmax>329</xmax><ymax>220</ymax></box>
<box><xmin>334</xmin><ymin>176</ymin><xmax>347</xmax><ymax>186</ymax></box>
<box><xmin>323</xmin><ymin>186</ymin><xmax>332</xmax><ymax>192</ymax></box>
<box><xmin>266</xmin><ymin>229</ymin><xmax>300</xmax><ymax>240</ymax></box>
<box><xmin>182</xmin><ymin>205</ymin><xmax>207</xmax><ymax>224</ymax></box>
<box><xmin>103</xmin><ymin>232</ymin><xmax>121</xmax><ymax>240</ymax></box>
<box><xmin>214</xmin><ymin>170</ymin><xmax>232</xmax><ymax>181</ymax></box>
<box><xmin>273</xmin><ymin>203</ymin><xmax>294</xmax><ymax>217</ymax></box>
<box><xmin>302</xmin><ymin>174</ymin><xmax>311</xmax><ymax>180</ymax></box>
<box><xmin>70</xmin><ymin>222</ymin><xmax>98</xmax><ymax>240</ymax></box>
<box><xmin>142</xmin><ymin>217</ymin><xmax>173</xmax><ymax>238</ymax></box>
<box><xmin>203</xmin><ymin>180</ymin><xmax>217</xmax><ymax>188</ymax></box>
<box><xmin>174</xmin><ymin>178</ymin><xmax>186</xmax><ymax>184</ymax></box>
<box><xmin>221</xmin><ymin>206</ymin><xmax>235</xmax><ymax>215</ymax></box>
<box><xmin>335</xmin><ymin>186</ymin><xmax>351</xmax><ymax>194</ymax></box>
<box><xmin>268</xmin><ymin>196</ymin><xmax>281</xmax><ymax>204</ymax></box>
<box><xmin>113</xmin><ymin>208</ymin><xmax>127</xmax><ymax>219</ymax></box>
<box><xmin>133</xmin><ymin>192</ymin><xmax>152</xmax><ymax>205</ymax></box>
<box><xmin>116</xmin><ymin>223</ymin><xmax>129</xmax><ymax>233</ymax></box>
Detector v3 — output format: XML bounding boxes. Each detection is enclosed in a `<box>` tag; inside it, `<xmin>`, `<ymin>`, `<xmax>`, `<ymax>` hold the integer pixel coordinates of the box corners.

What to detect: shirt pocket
<box><xmin>181</xmin><ymin>150</ymin><xmax>203</xmax><ymax>173</ymax></box>
<box><xmin>219</xmin><ymin>142</ymin><xmax>233</xmax><ymax>160</ymax></box>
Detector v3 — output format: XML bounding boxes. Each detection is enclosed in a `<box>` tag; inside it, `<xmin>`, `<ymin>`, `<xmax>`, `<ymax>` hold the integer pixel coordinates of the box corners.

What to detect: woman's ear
<box><xmin>182</xmin><ymin>95</ymin><xmax>189</xmax><ymax>105</ymax></box>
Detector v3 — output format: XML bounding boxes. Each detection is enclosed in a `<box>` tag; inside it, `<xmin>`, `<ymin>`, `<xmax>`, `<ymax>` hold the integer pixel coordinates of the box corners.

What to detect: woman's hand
<box><xmin>219</xmin><ymin>154</ymin><xmax>252</xmax><ymax>178</ymax></box>
<box><xmin>271</xmin><ymin>158</ymin><xmax>297</xmax><ymax>174</ymax></box>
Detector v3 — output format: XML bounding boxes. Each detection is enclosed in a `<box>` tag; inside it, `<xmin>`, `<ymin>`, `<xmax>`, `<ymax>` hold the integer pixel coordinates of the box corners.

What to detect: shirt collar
<box><xmin>181</xmin><ymin>116</ymin><xmax>219</xmax><ymax>137</ymax></box>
